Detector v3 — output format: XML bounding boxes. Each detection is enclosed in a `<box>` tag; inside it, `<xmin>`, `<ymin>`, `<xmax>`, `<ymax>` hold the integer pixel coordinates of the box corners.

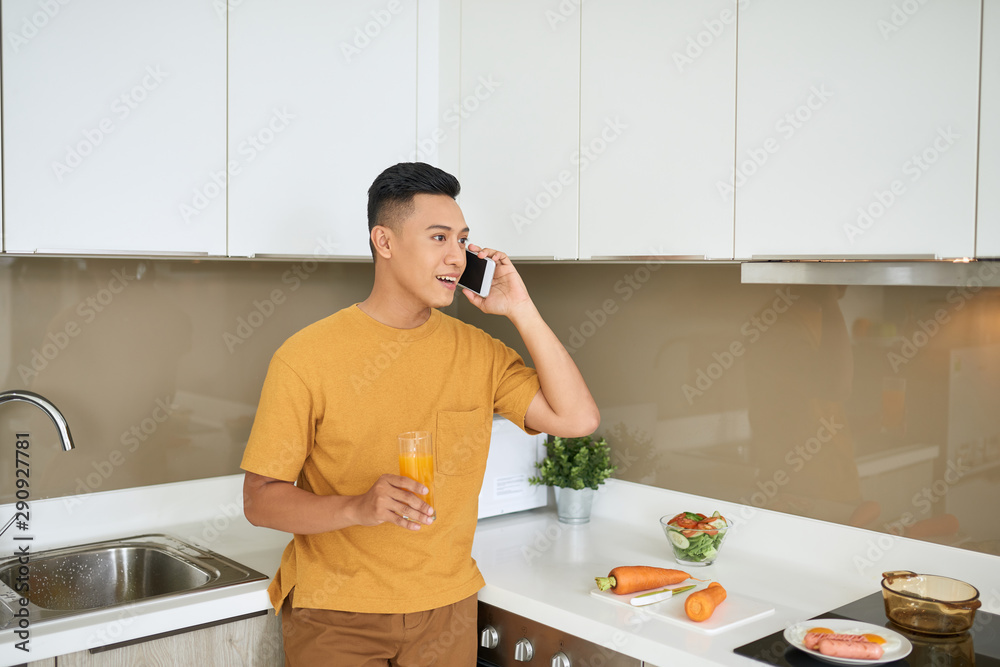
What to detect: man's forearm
<box><xmin>244</xmin><ymin>479</ymin><xmax>359</xmax><ymax>535</ymax></box>
<box><xmin>509</xmin><ymin>300</ymin><xmax>600</xmax><ymax>434</ymax></box>
<box><xmin>243</xmin><ymin>472</ymin><xmax>434</xmax><ymax>534</ymax></box>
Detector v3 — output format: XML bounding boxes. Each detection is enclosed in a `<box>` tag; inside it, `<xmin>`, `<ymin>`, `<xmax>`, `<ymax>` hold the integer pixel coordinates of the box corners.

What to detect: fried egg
<box><xmin>787</xmin><ymin>623</ymin><xmax>902</xmax><ymax>654</ymax></box>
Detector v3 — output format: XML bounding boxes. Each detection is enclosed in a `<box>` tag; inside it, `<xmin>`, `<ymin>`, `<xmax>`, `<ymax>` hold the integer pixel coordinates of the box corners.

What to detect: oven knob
<box><xmin>514</xmin><ymin>637</ymin><xmax>534</xmax><ymax>661</ymax></box>
<box><xmin>551</xmin><ymin>651</ymin><xmax>571</xmax><ymax>667</ymax></box>
<box><xmin>479</xmin><ymin>625</ymin><xmax>499</xmax><ymax>649</ymax></box>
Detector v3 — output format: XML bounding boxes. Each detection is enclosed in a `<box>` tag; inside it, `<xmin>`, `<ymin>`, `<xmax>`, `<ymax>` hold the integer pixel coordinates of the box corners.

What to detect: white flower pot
<box><xmin>555</xmin><ymin>487</ymin><xmax>594</xmax><ymax>524</ymax></box>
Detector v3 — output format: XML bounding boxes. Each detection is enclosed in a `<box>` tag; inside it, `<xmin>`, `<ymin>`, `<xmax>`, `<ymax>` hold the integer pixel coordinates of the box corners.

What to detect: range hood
<box><xmin>741</xmin><ymin>259</ymin><xmax>1000</xmax><ymax>287</ymax></box>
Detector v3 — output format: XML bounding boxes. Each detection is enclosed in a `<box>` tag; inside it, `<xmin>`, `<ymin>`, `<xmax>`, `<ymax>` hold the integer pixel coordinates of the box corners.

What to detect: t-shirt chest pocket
<box><xmin>435</xmin><ymin>408</ymin><xmax>490</xmax><ymax>476</ymax></box>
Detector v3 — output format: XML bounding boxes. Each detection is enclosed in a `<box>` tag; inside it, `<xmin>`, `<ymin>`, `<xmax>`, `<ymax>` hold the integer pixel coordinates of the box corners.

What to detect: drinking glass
<box><xmin>398</xmin><ymin>431</ymin><xmax>436</xmax><ymax>522</ymax></box>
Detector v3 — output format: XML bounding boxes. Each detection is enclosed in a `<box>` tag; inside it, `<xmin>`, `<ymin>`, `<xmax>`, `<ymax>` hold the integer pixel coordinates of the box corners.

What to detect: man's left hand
<box><xmin>462</xmin><ymin>244</ymin><xmax>534</xmax><ymax>319</ymax></box>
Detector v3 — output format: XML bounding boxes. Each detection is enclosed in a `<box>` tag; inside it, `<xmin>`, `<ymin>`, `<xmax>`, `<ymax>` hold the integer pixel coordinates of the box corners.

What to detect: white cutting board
<box><xmin>590</xmin><ymin>583</ymin><xmax>774</xmax><ymax>635</ymax></box>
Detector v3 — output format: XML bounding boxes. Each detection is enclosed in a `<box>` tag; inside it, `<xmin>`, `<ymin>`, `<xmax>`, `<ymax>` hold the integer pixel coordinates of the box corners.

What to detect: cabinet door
<box><xmin>56</xmin><ymin>613</ymin><xmax>283</xmax><ymax>666</ymax></box>
<box><xmin>0</xmin><ymin>82</ymin><xmax>3</xmax><ymax>252</ymax></box>
<box><xmin>735</xmin><ymin>0</ymin><xmax>980</xmax><ymax>259</ymax></box>
<box><xmin>580</xmin><ymin>0</ymin><xmax>737</xmax><ymax>261</ymax></box>
<box><xmin>980</xmin><ymin>0</ymin><xmax>1000</xmax><ymax>258</ymax></box>
<box><xmin>458</xmin><ymin>0</ymin><xmax>579</xmax><ymax>260</ymax></box>
<box><xmin>228</xmin><ymin>1</ymin><xmax>417</xmax><ymax>259</ymax></box>
<box><xmin>1</xmin><ymin>0</ymin><xmax>226</xmax><ymax>255</ymax></box>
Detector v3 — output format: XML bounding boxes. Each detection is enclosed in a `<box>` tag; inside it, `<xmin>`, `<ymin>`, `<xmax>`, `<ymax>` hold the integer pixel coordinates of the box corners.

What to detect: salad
<box><xmin>662</xmin><ymin>511</ymin><xmax>728</xmax><ymax>565</ymax></box>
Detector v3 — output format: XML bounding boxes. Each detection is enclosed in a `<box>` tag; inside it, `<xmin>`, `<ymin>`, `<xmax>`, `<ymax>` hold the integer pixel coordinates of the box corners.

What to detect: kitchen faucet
<box><xmin>0</xmin><ymin>390</ymin><xmax>76</xmax><ymax>451</ymax></box>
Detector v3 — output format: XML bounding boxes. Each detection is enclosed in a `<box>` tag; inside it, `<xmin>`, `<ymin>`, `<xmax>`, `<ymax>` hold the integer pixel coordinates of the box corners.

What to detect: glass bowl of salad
<box><xmin>660</xmin><ymin>512</ymin><xmax>729</xmax><ymax>566</ymax></box>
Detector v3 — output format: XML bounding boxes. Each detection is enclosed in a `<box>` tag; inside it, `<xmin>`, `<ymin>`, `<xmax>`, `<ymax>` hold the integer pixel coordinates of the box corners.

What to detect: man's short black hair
<box><xmin>367</xmin><ymin>162</ymin><xmax>461</xmax><ymax>259</ymax></box>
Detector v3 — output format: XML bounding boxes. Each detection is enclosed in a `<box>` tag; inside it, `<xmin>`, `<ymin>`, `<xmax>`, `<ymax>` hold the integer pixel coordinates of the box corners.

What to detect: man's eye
<box><xmin>460</xmin><ymin>238</ymin><xmax>469</xmax><ymax>246</ymax></box>
<box><xmin>432</xmin><ymin>235</ymin><xmax>445</xmax><ymax>241</ymax></box>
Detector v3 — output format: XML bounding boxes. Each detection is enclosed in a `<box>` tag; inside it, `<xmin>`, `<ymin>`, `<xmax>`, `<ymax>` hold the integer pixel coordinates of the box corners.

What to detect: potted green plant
<box><xmin>528</xmin><ymin>434</ymin><xmax>617</xmax><ymax>524</ymax></box>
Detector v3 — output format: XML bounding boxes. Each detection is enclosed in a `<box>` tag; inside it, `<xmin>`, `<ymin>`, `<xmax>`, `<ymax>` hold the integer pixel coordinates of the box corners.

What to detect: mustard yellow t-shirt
<box><xmin>241</xmin><ymin>305</ymin><xmax>541</xmax><ymax>614</ymax></box>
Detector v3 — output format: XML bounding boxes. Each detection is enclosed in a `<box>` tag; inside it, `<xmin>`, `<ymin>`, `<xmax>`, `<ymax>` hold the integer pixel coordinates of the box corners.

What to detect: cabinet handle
<box><xmin>32</xmin><ymin>248</ymin><xmax>213</xmax><ymax>257</ymax></box>
<box><xmin>249</xmin><ymin>253</ymin><xmax>370</xmax><ymax>262</ymax></box>
<box><xmin>749</xmin><ymin>253</ymin><xmax>939</xmax><ymax>260</ymax></box>
<box><xmin>587</xmin><ymin>254</ymin><xmax>710</xmax><ymax>261</ymax></box>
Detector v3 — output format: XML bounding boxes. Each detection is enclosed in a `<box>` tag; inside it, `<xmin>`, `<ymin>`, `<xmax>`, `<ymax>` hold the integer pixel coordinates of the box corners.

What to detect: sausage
<box><xmin>803</xmin><ymin>632</ymin><xmax>869</xmax><ymax>650</ymax></box>
<box><xmin>817</xmin><ymin>638</ymin><xmax>885</xmax><ymax>660</ymax></box>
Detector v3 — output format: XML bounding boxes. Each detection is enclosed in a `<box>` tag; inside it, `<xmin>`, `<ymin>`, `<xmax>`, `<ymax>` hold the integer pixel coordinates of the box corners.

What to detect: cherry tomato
<box><xmin>696</xmin><ymin>521</ymin><xmax>718</xmax><ymax>536</ymax></box>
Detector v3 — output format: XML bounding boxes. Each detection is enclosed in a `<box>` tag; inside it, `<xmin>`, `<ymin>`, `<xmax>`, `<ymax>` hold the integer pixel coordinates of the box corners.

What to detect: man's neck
<box><xmin>357</xmin><ymin>287</ymin><xmax>432</xmax><ymax>330</ymax></box>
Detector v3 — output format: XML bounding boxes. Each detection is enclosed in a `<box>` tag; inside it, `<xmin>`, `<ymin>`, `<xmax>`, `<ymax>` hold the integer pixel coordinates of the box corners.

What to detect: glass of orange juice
<box><xmin>398</xmin><ymin>431</ymin><xmax>435</xmax><ymax>522</ymax></box>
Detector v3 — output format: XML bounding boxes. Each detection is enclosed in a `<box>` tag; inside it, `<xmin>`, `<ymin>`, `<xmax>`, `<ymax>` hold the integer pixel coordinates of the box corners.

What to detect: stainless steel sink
<box><xmin>0</xmin><ymin>534</ymin><xmax>267</xmax><ymax>628</ymax></box>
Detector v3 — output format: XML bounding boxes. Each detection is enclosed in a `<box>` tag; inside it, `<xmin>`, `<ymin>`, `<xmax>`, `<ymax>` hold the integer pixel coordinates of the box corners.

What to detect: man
<box><xmin>241</xmin><ymin>162</ymin><xmax>599</xmax><ymax>666</ymax></box>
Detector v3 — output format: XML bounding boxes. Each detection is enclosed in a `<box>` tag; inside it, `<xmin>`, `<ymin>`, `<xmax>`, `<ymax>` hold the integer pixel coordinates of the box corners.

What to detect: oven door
<box><xmin>477</xmin><ymin>601</ymin><xmax>641</xmax><ymax>667</ymax></box>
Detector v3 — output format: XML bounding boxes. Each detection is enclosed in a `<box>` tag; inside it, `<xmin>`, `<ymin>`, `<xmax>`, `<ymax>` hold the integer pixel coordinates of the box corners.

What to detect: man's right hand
<box><xmin>350</xmin><ymin>474</ymin><xmax>435</xmax><ymax>530</ymax></box>
<box><xmin>242</xmin><ymin>471</ymin><xmax>434</xmax><ymax>534</ymax></box>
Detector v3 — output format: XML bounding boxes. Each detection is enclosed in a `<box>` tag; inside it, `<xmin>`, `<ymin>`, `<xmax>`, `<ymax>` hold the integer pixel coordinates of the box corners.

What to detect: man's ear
<box><xmin>371</xmin><ymin>225</ymin><xmax>394</xmax><ymax>260</ymax></box>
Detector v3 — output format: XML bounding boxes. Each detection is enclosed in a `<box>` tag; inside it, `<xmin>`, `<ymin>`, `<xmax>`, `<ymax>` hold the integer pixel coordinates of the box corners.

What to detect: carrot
<box><xmin>594</xmin><ymin>566</ymin><xmax>693</xmax><ymax>594</ymax></box>
<box><xmin>685</xmin><ymin>582</ymin><xmax>727</xmax><ymax>622</ymax></box>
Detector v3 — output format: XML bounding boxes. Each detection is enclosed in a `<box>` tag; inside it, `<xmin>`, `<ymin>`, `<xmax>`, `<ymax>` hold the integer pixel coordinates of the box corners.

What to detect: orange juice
<box><xmin>399</xmin><ymin>453</ymin><xmax>435</xmax><ymax>507</ymax></box>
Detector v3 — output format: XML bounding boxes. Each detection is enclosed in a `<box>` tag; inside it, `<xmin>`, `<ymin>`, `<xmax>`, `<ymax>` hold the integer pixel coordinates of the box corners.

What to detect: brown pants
<box><xmin>281</xmin><ymin>589</ymin><xmax>478</xmax><ymax>667</ymax></box>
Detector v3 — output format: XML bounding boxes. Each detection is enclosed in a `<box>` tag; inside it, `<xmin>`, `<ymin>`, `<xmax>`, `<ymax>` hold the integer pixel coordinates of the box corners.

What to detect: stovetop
<box><xmin>734</xmin><ymin>592</ymin><xmax>1000</xmax><ymax>666</ymax></box>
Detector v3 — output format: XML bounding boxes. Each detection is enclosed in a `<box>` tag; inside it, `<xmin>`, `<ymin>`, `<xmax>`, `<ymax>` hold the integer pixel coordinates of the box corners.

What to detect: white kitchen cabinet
<box><xmin>734</xmin><ymin>0</ymin><xmax>981</xmax><ymax>260</ymax></box>
<box><xmin>458</xmin><ymin>0</ymin><xmax>579</xmax><ymax>259</ymax></box>
<box><xmin>1</xmin><ymin>0</ymin><xmax>226</xmax><ymax>255</ymax></box>
<box><xmin>0</xmin><ymin>81</ymin><xmax>3</xmax><ymax>252</ymax></box>
<box><xmin>228</xmin><ymin>1</ymin><xmax>418</xmax><ymax>259</ymax></box>
<box><xmin>49</xmin><ymin>612</ymin><xmax>283</xmax><ymax>666</ymax></box>
<box><xmin>980</xmin><ymin>0</ymin><xmax>1000</xmax><ymax>258</ymax></box>
<box><xmin>579</xmin><ymin>0</ymin><xmax>737</xmax><ymax>260</ymax></box>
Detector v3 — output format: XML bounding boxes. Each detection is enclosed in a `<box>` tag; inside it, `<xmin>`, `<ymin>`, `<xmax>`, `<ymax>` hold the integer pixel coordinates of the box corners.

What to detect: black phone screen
<box><xmin>459</xmin><ymin>250</ymin><xmax>488</xmax><ymax>292</ymax></box>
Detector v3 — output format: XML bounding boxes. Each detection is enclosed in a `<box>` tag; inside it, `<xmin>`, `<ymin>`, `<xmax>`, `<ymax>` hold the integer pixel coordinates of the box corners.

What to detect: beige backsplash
<box><xmin>1</xmin><ymin>257</ymin><xmax>998</xmax><ymax>557</ymax></box>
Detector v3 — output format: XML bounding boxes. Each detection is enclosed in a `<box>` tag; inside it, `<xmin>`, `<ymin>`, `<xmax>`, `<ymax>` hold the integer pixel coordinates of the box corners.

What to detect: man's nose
<box><xmin>446</xmin><ymin>240</ymin><xmax>465</xmax><ymax>266</ymax></box>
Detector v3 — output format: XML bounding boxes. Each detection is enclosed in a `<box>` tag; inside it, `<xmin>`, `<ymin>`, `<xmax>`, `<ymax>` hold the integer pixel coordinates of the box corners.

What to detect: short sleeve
<box><xmin>241</xmin><ymin>353</ymin><xmax>314</xmax><ymax>482</ymax></box>
<box><xmin>491</xmin><ymin>339</ymin><xmax>541</xmax><ymax>435</ymax></box>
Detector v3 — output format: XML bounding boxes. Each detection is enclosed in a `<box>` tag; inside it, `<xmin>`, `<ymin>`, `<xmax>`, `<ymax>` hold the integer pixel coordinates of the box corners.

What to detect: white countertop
<box><xmin>2</xmin><ymin>475</ymin><xmax>998</xmax><ymax>666</ymax></box>
<box><xmin>472</xmin><ymin>479</ymin><xmax>1000</xmax><ymax>666</ymax></box>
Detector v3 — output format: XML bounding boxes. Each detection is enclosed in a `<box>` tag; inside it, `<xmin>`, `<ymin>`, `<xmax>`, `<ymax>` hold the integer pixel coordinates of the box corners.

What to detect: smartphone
<box><xmin>458</xmin><ymin>249</ymin><xmax>496</xmax><ymax>298</ymax></box>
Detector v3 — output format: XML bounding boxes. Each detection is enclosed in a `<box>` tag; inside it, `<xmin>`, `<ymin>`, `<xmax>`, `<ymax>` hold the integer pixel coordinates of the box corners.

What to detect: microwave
<box><xmin>477</xmin><ymin>416</ymin><xmax>548</xmax><ymax>519</ymax></box>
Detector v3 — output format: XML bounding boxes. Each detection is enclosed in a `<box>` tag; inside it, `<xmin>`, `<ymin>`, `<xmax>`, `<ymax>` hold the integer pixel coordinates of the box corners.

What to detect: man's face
<box><xmin>386</xmin><ymin>193</ymin><xmax>469</xmax><ymax>309</ymax></box>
